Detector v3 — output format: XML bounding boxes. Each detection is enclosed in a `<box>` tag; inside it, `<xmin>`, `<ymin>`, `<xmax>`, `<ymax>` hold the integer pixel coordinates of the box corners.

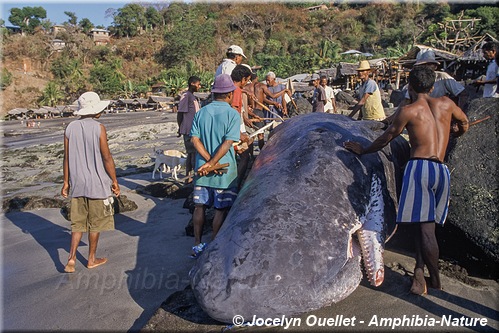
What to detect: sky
<box><xmin>1</xmin><ymin>0</ymin><xmax>496</xmax><ymax>28</ymax></box>
<box><xmin>1</xmin><ymin>1</ymin><xmax>133</xmax><ymax>28</ymax></box>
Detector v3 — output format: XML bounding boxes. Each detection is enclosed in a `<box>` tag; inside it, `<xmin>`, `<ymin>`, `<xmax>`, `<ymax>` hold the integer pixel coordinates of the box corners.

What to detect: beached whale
<box><xmin>189</xmin><ymin>113</ymin><xmax>410</xmax><ymax>322</ymax></box>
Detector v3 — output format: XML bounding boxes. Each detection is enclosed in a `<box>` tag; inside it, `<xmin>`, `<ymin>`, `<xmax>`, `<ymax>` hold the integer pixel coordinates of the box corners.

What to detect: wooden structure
<box><xmin>452</xmin><ymin>33</ymin><xmax>499</xmax><ymax>81</ymax></box>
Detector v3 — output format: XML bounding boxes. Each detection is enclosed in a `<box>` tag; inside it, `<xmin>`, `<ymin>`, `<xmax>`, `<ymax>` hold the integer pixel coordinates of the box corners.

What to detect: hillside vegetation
<box><xmin>1</xmin><ymin>2</ymin><xmax>497</xmax><ymax>114</ymax></box>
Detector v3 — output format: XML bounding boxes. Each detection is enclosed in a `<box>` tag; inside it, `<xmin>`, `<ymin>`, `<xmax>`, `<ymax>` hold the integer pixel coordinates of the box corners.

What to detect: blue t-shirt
<box><xmin>190</xmin><ymin>100</ymin><xmax>240</xmax><ymax>189</ymax></box>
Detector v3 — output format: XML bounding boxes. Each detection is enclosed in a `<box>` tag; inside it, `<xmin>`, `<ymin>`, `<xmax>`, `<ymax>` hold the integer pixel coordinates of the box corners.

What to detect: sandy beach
<box><xmin>1</xmin><ymin>111</ymin><xmax>498</xmax><ymax>332</ymax></box>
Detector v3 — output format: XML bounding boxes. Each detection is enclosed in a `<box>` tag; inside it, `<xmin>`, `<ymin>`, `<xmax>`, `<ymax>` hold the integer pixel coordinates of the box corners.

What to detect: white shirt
<box><xmin>484</xmin><ymin>60</ymin><xmax>498</xmax><ymax>98</ymax></box>
<box><xmin>323</xmin><ymin>85</ymin><xmax>335</xmax><ymax>111</ymax></box>
<box><xmin>404</xmin><ymin>71</ymin><xmax>464</xmax><ymax>99</ymax></box>
<box><xmin>215</xmin><ymin>58</ymin><xmax>237</xmax><ymax>77</ymax></box>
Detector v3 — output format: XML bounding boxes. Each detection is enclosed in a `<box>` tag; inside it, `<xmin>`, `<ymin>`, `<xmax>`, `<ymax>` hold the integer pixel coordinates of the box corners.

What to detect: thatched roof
<box><xmin>317</xmin><ymin>68</ymin><xmax>338</xmax><ymax>79</ymax></box>
<box><xmin>398</xmin><ymin>44</ymin><xmax>459</xmax><ymax>66</ymax></box>
<box><xmin>459</xmin><ymin>33</ymin><xmax>498</xmax><ymax>62</ymax></box>
<box><xmin>8</xmin><ymin>108</ymin><xmax>28</xmax><ymax>115</ymax></box>
<box><xmin>148</xmin><ymin>96</ymin><xmax>174</xmax><ymax>103</ymax></box>
<box><xmin>338</xmin><ymin>62</ymin><xmax>358</xmax><ymax>76</ymax></box>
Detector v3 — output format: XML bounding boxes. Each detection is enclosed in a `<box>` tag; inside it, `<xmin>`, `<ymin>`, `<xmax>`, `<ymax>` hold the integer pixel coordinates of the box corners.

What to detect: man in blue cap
<box><xmin>189</xmin><ymin>74</ymin><xmax>241</xmax><ymax>258</ymax></box>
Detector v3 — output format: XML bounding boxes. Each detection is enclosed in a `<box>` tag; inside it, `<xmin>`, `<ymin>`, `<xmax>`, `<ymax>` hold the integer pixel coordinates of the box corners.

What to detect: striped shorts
<box><xmin>396</xmin><ymin>158</ymin><xmax>450</xmax><ymax>225</ymax></box>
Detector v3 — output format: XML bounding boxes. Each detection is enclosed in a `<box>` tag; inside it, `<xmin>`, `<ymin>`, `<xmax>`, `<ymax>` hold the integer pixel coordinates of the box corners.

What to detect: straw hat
<box><xmin>211</xmin><ymin>74</ymin><xmax>236</xmax><ymax>93</ymax></box>
<box><xmin>75</xmin><ymin>92</ymin><xmax>110</xmax><ymax>116</ymax></box>
<box><xmin>356</xmin><ymin>60</ymin><xmax>371</xmax><ymax>71</ymax></box>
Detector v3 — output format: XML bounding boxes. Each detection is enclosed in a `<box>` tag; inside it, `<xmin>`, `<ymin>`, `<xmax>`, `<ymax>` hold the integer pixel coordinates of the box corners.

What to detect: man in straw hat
<box><xmin>345</xmin><ymin>66</ymin><xmax>469</xmax><ymax>295</ymax></box>
<box><xmin>189</xmin><ymin>74</ymin><xmax>241</xmax><ymax>258</ymax></box>
<box><xmin>348</xmin><ymin>60</ymin><xmax>386</xmax><ymax>121</ymax></box>
<box><xmin>61</xmin><ymin>91</ymin><xmax>120</xmax><ymax>273</ymax></box>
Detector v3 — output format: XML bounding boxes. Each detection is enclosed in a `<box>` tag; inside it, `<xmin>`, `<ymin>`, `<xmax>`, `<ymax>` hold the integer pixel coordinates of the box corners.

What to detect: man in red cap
<box><xmin>189</xmin><ymin>74</ymin><xmax>241</xmax><ymax>258</ymax></box>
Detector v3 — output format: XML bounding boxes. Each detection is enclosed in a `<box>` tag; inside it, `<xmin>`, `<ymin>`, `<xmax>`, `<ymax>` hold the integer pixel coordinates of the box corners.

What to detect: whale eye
<box><xmin>275</xmin><ymin>275</ymin><xmax>282</xmax><ymax>281</ymax></box>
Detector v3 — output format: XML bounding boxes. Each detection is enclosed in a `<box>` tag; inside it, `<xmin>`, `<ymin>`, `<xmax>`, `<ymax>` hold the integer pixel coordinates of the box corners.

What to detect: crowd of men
<box><xmin>178</xmin><ymin>42</ymin><xmax>496</xmax><ymax>291</ymax></box>
<box><xmin>62</xmin><ymin>42</ymin><xmax>497</xmax><ymax>297</ymax></box>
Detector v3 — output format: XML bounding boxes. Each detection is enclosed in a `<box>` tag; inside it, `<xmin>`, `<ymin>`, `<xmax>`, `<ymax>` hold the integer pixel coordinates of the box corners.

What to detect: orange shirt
<box><xmin>232</xmin><ymin>86</ymin><xmax>242</xmax><ymax>114</ymax></box>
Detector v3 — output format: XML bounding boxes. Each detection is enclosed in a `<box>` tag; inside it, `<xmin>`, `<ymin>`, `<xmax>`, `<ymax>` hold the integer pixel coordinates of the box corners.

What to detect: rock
<box><xmin>335</xmin><ymin>90</ymin><xmax>356</xmax><ymax>106</ymax></box>
<box><xmin>141</xmin><ymin>181</ymin><xmax>193</xmax><ymax>199</ymax></box>
<box><xmin>2</xmin><ymin>196</ymin><xmax>65</xmax><ymax>213</ymax></box>
<box><xmin>446</xmin><ymin>97</ymin><xmax>499</xmax><ymax>262</ymax></box>
<box><xmin>287</xmin><ymin>95</ymin><xmax>312</xmax><ymax>117</ymax></box>
<box><xmin>389</xmin><ymin>89</ymin><xmax>406</xmax><ymax>107</ymax></box>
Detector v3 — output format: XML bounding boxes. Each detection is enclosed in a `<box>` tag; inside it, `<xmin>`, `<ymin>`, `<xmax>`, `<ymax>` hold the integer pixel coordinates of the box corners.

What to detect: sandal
<box><xmin>190</xmin><ymin>242</ymin><xmax>207</xmax><ymax>259</ymax></box>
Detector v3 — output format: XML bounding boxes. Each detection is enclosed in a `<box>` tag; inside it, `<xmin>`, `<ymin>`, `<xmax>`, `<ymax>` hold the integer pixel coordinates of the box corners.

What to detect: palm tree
<box><xmin>39</xmin><ymin>81</ymin><xmax>64</xmax><ymax>107</ymax></box>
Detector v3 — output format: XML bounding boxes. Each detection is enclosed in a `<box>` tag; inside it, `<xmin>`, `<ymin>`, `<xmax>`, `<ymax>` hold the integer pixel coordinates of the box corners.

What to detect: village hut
<box><xmin>7</xmin><ymin>108</ymin><xmax>28</xmax><ymax>120</ymax></box>
<box><xmin>147</xmin><ymin>96</ymin><xmax>175</xmax><ymax>111</ymax></box>
<box><xmin>133</xmin><ymin>98</ymin><xmax>150</xmax><ymax>111</ymax></box>
<box><xmin>452</xmin><ymin>33</ymin><xmax>499</xmax><ymax>81</ymax></box>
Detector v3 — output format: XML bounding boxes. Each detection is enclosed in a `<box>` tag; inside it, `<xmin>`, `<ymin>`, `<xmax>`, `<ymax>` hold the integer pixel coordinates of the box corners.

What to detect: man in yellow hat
<box><xmin>348</xmin><ymin>60</ymin><xmax>386</xmax><ymax>121</ymax></box>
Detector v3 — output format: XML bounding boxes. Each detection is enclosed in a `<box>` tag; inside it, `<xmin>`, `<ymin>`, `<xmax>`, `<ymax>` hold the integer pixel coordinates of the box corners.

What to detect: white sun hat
<box><xmin>75</xmin><ymin>91</ymin><xmax>110</xmax><ymax>116</ymax></box>
<box><xmin>227</xmin><ymin>45</ymin><xmax>247</xmax><ymax>58</ymax></box>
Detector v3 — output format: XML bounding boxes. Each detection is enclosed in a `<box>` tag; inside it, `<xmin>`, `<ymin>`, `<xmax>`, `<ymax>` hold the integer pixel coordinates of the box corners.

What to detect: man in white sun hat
<box><xmin>215</xmin><ymin>44</ymin><xmax>247</xmax><ymax>76</ymax></box>
<box><xmin>61</xmin><ymin>91</ymin><xmax>120</xmax><ymax>273</ymax></box>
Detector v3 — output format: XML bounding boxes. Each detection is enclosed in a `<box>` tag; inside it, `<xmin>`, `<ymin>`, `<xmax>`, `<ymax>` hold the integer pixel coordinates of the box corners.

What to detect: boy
<box><xmin>61</xmin><ymin>91</ymin><xmax>120</xmax><ymax>273</ymax></box>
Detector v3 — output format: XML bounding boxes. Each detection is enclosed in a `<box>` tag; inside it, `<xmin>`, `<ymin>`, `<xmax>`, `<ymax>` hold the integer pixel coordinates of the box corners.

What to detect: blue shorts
<box><xmin>193</xmin><ymin>186</ymin><xmax>238</xmax><ymax>209</ymax></box>
<box><xmin>397</xmin><ymin>158</ymin><xmax>450</xmax><ymax>225</ymax></box>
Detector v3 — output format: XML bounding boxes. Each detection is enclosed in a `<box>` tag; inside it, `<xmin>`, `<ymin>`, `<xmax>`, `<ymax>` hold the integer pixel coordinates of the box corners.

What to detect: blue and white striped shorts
<box><xmin>396</xmin><ymin>158</ymin><xmax>450</xmax><ymax>225</ymax></box>
<box><xmin>193</xmin><ymin>186</ymin><xmax>238</xmax><ymax>209</ymax></box>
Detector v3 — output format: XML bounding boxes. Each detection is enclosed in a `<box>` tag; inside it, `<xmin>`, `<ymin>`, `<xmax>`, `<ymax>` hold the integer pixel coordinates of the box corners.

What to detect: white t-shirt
<box><xmin>215</xmin><ymin>58</ymin><xmax>237</xmax><ymax>77</ymax></box>
<box><xmin>404</xmin><ymin>71</ymin><xmax>464</xmax><ymax>99</ymax></box>
<box><xmin>484</xmin><ymin>60</ymin><xmax>498</xmax><ymax>98</ymax></box>
<box><xmin>323</xmin><ymin>85</ymin><xmax>335</xmax><ymax>111</ymax></box>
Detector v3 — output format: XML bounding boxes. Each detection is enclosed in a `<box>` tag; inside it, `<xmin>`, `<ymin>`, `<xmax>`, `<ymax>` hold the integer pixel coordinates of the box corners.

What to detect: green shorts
<box><xmin>70</xmin><ymin>197</ymin><xmax>115</xmax><ymax>232</ymax></box>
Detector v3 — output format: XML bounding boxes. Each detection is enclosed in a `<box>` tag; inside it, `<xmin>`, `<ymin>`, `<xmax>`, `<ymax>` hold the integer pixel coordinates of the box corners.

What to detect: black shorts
<box><xmin>253</xmin><ymin>109</ymin><xmax>264</xmax><ymax>129</ymax></box>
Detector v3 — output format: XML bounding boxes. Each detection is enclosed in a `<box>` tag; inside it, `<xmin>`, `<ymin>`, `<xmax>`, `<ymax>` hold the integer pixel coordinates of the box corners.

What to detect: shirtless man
<box><xmin>344</xmin><ymin>66</ymin><xmax>469</xmax><ymax>295</ymax></box>
<box><xmin>251</xmin><ymin>73</ymin><xmax>290</xmax><ymax>149</ymax></box>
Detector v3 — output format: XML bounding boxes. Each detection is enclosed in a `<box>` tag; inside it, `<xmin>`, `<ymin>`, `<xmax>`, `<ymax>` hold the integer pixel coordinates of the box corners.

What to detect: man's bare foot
<box><xmin>64</xmin><ymin>259</ymin><xmax>76</xmax><ymax>273</ymax></box>
<box><xmin>87</xmin><ymin>257</ymin><xmax>107</xmax><ymax>269</ymax></box>
<box><xmin>410</xmin><ymin>268</ymin><xmax>427</xmax><ymax>295</ymax></box>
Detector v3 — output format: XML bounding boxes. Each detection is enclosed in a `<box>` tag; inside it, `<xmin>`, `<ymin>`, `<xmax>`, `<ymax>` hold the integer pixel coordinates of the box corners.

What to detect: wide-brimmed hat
<box><xmin>227</xmin><ymin>45</ymin><xmax>247</xmax><ymax>58</ymax></box>
<box><xmin>212</xmin><ymin>74</ymin><xmax>236</xmax><ymax>93</ymax></box>
<box><xmin>414</xmin><ymin>49</ymin><xmax>439</xmax><ymax>66</ymax></box>
<box><xmin>75</xmin><ymin>92</ymin><xmax>110</xmax><ymax>116</ymax></box>
<box><xmin>356</xmin><ymin>60</ymin><xmax>371</xmax><ymax>71</ymax></box>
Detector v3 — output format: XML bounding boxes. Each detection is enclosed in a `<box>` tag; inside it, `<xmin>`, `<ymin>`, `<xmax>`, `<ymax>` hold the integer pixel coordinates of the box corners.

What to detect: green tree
<box><xmin>64</xmin><ymin>11</ymin><xmax>77</xmax><ymax>26</ymax></box>
<box><xmin>79</xmin><ymin>18</ymin><xmax>94</xmax><ymax>33</ymax></box>
<box><xmin>8</xmin><ymin>6</ymin><xmax>47</xmax><ymax>34</ymax></box>
<box><xmin>90</xmin><ymin>58</ymin><xmax>125</xmax><ymax>97</ymax></box>
<box><xmin>157</xmin><ymin>3</ymin><xmax>217</xmax><ymax>70</ymax></box>
<box><xmin>110</xmin><ymin>4</ymin><xmax>147</xmax><ymax>37</ymax></box>
<box><xmin>144</xmin><ymin>6</ymin><xmax>162</xmax><ymax>31</ymax></box>
<box><xmin>39</xmin><ymin>81</ymin><xmax>64</xmax><ymax>107</ymax></box>
<box><xmin>465</xmin><ymin>6</ymin><xmax>499</xmax><ymax>37</ymax></box>
<box><xmin>1</xmin><ymin>68</ymin><xmax>13</xmax><ymax>90</ymax></box>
